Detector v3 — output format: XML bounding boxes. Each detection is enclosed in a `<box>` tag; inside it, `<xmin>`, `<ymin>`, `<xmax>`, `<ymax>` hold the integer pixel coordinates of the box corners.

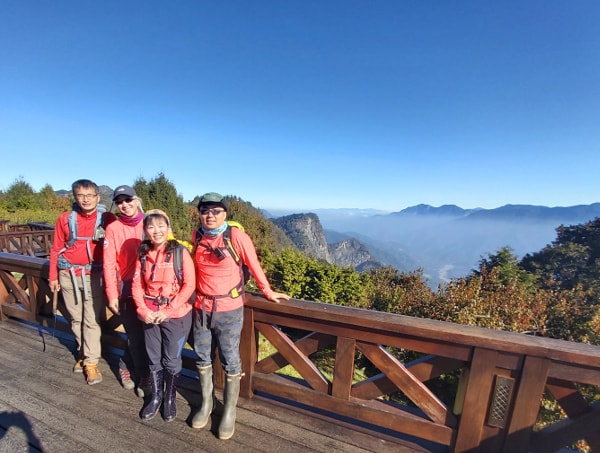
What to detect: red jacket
<box><xmin>49</xmin><ymin>209</ymin><xmax>114</xmax><ymax>281</ymax></box>
<box><xmin>192</xmin><ymin>226</ymin><xmax>274</xmax><ymax>313</ymax></box>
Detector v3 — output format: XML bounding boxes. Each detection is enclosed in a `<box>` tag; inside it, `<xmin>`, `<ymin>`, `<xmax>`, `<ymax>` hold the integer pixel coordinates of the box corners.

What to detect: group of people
<box><xmin>49</xmin><ymin>179</ymin><xmax>290</xmax><ymax>440</ymax></box>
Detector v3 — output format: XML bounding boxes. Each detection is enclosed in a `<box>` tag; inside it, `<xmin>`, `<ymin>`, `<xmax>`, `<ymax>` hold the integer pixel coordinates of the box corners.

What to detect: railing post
<box><xmin>503</xmin><ymin>355</ymin><xmax>549</xmax><ymax>452</ymax></box>
<box><xmin>240</xmin><ymin>304</ymin><xmax>256</xmax><ymax>398</ymax></box>
<box><xmin>454</xmin><ymin>347</ymin><xmax>499</xmax><ymax>452</ymax></box>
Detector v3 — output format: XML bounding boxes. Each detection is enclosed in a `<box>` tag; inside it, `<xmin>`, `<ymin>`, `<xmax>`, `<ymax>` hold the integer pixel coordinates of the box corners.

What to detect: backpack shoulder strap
<box><xmin>66</xmin><ymin>210</ymin><xmax>78</xmax><ymax>247</ymax></box>
<box><xmin>173</xmin><ymin>244</ymin><xmax>184</xmax><ymax>286</ymax></box>
<box><xmin>223</xmin><ymin>225</ymin><xmax>241</xmax><ymax>264</ymax></box>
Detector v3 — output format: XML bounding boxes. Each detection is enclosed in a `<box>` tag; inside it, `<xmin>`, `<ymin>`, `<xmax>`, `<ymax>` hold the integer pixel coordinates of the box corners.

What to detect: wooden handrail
<box><xmin>1</xmin><ymin>251</ymin><xmax>599</xmax><ymax>452</ymax></box>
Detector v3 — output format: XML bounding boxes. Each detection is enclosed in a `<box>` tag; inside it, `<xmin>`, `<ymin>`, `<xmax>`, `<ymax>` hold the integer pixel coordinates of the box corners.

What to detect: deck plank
<box><xmin>0</xmin><ymin>319</ymin><xmax>429</xmax><ymax>453</ymax></box>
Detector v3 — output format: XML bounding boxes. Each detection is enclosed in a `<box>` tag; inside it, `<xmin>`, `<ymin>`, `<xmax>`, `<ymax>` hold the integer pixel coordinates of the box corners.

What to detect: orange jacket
<box><xmin>103</xmin><ymin>218</ymin><xmax>144</xmax><ymax>301</ymax></box>
<box><xmin>192</xmin><ymin>226</ymin><xmax>274</xmax><ymax>313</ymax></box>
<box><xmin>132</xmin><ymin>244</ymin><xmax>195</xmax><ymax>320</ymax></box>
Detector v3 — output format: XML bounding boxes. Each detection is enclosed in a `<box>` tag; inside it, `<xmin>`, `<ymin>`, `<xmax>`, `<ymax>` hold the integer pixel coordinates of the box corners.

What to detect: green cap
<box><xmin>198</xmin><ymin>192</ymin><xmax>227</xmax><ymax>211</ymax></box>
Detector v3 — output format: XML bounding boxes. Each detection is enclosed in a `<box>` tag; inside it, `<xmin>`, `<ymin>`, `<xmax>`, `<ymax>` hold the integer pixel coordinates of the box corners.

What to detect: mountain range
<box><xmin>268</xmin><ymin>203</ymin><xmax>600</xmax><ymax>288</ymax></box>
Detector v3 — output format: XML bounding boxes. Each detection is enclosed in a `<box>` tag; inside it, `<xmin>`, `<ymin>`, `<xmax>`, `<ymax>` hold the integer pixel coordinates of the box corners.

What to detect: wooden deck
<box><xmin>0</xmin><ymin>318</ymin><xmax>425</xmax><ymax>453</ymax></box>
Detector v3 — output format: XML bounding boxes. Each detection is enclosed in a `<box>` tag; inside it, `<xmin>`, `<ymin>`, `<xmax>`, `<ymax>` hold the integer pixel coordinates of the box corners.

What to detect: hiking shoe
<box><xmin>84</xmin><ymin>363</ymin><xmax>103</xmax><ymax>385</ymax></box>
<box><xmin>119</xmin><ymin>368</ymin><xmax>135</xmax><ymax>390</ymax></box>
<box><xmin>73</xmin><ymin>359</ymin><xmax>84</xmax><ymax>373</ymax></box>
<box><xmin>136</xmin><ymin>373</ymin><xmax>152</xmax><ymax>398</ymax></box>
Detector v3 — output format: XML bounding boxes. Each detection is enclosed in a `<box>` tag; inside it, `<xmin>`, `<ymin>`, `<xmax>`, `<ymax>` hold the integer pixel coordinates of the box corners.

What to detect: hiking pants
<box><xmin>144</xmin><ymin>311</ymin><xmax>192</xmax><ymax>374</ymax></box>
<box><xmin>193</xmin><ymin>307</ymin><xmax>243</xmax><ymax>375</ymax></box>
<box><xmin>118</xmin><ymin>296</ymin><xmax>148</xmax><ymax>376</ymax></box>
<box><xmin>59</xmin><ymin>270</ymin><xmax>104</xmax><ymax>365</ymax></box>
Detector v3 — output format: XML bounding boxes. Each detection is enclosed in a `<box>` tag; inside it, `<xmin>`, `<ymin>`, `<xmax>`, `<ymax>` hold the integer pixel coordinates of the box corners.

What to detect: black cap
<box><xmin>112</xmin><ymin>185</ymin><xmax>137</xmax><ymax>201</ymax></box>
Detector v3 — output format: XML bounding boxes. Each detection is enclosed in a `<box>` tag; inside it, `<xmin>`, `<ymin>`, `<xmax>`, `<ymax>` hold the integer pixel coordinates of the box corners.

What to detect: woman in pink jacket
<box><xmin>132</xmin><ymin>209</ymin><xmax>195</xmax><ymax>422</ymax></box>
<box><xmin>103</xmin><ymin>185</ymin><xmax>149</xmax><ymax>395</ymax></box>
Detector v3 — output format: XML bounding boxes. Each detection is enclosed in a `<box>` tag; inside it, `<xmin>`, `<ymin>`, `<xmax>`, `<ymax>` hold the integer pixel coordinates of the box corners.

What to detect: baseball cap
<box><xmin>197</xmin><ymin>192</ymin><xmax>227</xmax><ymax>211</ymax></box>
<box><xmin>112</xmin><ymin>185</ymin><xmax>137</xmax><ymax>201</ymax></box>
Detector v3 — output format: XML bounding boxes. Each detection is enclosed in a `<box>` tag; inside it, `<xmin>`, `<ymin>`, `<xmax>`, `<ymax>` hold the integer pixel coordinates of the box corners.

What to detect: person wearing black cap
<box><xmin>190</xmin><ymin>192</ymin><xmax>290</xmax><ymax>440</ymax></box>
<box><xmin>103</xmin><ymin>184</ymin><xmax>150</xmax><ymax>396</ymax></box>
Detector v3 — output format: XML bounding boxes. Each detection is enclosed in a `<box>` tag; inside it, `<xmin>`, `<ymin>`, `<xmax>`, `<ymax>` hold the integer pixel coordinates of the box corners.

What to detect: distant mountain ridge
<box><xmin>270</xmin><ymin>203</ymin><xmax>600</xmax><ymax>288</ymax></box>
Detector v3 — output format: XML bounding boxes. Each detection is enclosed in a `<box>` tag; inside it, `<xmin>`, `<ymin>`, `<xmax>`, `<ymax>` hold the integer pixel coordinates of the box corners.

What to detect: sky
<box><xmin>1</xmin><ymin>1</ymin><xmax>599</xmax><ymax>212</ymax></box>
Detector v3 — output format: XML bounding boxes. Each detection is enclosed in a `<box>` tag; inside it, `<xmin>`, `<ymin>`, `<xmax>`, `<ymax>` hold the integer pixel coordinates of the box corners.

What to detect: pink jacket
<box><xmin>132</xmin><ymin>245</ymin><xmax>195</xmax><ymax>320</ymax></box>
<box><xmin>103</xmin><ymin>218</ymin><xmax>144</xmax><ymax>301</ymax></box>
<box><xmin>192</xmin><ymin>226</ymin><xmax>274</xmax><ymax>313</ymax></box>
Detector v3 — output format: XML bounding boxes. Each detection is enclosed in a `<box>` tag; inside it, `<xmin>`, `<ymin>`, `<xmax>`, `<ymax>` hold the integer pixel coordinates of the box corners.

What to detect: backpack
<box><xmin>140</xmin><ymin>242</ymin><xmax>186</xmax><ymax>287</ymax></box>
<box><xmin>57</xmin><ymin>203</ymin><xmax>108</xmax><ymax>269</ymax></box>
<box><xmin>194</xmin><ymin>221</ymin><xmax>251</xmax><ymax>287</ymax></box>
<box><xmin>65</xmin><ymin>203</ymin><xmax>108</xmax><ymax>247</ymax></box>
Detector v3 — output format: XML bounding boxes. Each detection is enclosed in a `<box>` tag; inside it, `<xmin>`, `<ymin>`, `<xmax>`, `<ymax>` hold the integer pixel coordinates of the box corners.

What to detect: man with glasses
<box><xmin>49</xmin><ymin>179</ymin><xmax>114</xmax><ymax>385</ymax></box>
<box><xmin>103</xmin><ymin>185</ymin><xmax>150</xmax><ymax>396</ymax></box>
<box><xmin>190</xmin><ymin>192</ymin><xmax>290</xmax><ymax>440</ymax></box>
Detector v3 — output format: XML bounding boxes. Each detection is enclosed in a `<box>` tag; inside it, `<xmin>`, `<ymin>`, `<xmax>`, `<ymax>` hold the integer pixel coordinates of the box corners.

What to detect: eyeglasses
<box><xmin>200</xmin><ymin>208</ymin><xmax>225</xmax><ymax>216</ymax></box>
<box><xmin>115</xmin><ymin>197</ymin><xmax>135</xmax><ymax>205</ymax></box>
<box><xmin>75</xmin><ymin>193</ymin><xmax>99</xmax><ymax>200</ymax></box>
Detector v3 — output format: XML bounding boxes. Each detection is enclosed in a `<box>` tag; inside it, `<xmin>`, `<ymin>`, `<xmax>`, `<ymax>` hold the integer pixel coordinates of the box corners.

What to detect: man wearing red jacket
<box><xmin>190</xmin><ymin>192</ymin><xmax>290</xmax><ymax>440</ymax></box>
<box><xmin>49</xmin><ymin>179</ymin><xmax>114</xmax><ymax>385</ymax></box>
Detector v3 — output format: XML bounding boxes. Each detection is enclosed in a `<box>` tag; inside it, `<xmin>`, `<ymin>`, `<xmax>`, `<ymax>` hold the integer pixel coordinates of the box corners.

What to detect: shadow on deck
<box><xmin>0</xmin><ymin>318</ymin><xmax>426</xmax><ymax>453</ymax></box>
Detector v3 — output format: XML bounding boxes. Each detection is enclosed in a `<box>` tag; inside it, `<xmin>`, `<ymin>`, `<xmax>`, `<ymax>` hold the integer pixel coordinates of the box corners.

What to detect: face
<box><xmin>74</xmin><ymin>188</ymin><xmax>100</xmax><ymax>214</ymax></box>
<box><xmin>144</xmin><ymin>217</ymin><xmax>169</xmax><ymax>247</ymax></box>
<box><xmin>199</xmin><ymin>205</ymin><xmax>227</xmax><ymax>230</ymax></box>
<box><xmin>115</xmin><ymin>196</ymin><xmax>140</xmax><ymax>217</ymax></box>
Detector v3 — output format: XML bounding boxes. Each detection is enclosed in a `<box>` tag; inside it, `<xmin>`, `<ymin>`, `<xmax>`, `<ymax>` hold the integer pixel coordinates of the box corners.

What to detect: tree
<box><xmin>1</xmin><ymin>177</ymin><xmax>38</xmax><ymax>212</ymax></box>
<box><xmin>133</xmin><ymin>173</ymin><xmax>194</xmax><ymax>240</ymax></box>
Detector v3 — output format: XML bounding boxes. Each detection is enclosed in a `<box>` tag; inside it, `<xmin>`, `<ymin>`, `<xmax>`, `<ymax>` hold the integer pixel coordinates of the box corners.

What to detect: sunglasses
<box><xmin>200</xmin><ymin>208</ymin><xmax>225</xmax><ymax>216</ymax></box>
<box><xmin>115</xmin><ymin>197</ymin><xmax>135</xmax><ymax>205</ymax></box>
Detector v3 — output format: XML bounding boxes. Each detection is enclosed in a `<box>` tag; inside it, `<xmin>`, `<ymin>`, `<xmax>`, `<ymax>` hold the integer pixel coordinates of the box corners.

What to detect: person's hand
<box><xmin>143</xmin><ymin>312</ymin><xmax>158</xmax><ymax>324</ymax></box>
<box><xmin>154</xmin><ymin>311</ymin><xmax>169</xmax><ymax>324</ymax></box>
<box><xmin>49</xmin><ymin>280</ymin><xmax>60</xmax><ymax>293</ymax></box>
<box><xmin>107</xmin><ymin>299</ymin><xmax>120</xmax><ymax>315</ymax></box>
<box><xmin>266</xmin><ymin>292</ymin><xmax>290</xmax><ymax>303</ymax></box>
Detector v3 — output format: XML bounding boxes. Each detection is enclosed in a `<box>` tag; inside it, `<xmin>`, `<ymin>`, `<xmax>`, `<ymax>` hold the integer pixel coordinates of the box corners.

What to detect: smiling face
<box><xmin>114</xmin><ymin>195</ymin><xmax>140</xmax><ymax>218</ymax></box>
<box><xmin>74</xmin><ymin>188</ymin><xmax>100</xmax><ymax>214</ymax></box>
<box><xmin>199</xmin><ymin>204</ymin><xmax>227</xmax><ymax>230</ymax></box>
<box><xmin>144</xmin><ymin>215</ymin><xmax>170</xmax><ymax>247</ymax></box>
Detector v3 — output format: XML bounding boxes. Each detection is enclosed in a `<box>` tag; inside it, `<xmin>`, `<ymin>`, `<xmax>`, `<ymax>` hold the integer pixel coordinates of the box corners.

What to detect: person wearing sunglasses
<box><xmin>190</xmin><ymin>192</ymin><xmax>290</xmax><ymax>440</ymax></box>
<box><xmin>49</xmin><ymin>179</ymin><xmax>114</xmax><ymax>385</ymax></box>
<box><xmin>103</xmin><ymin>185</ymin><xmax>150</xmax><ymax>396</ymax></box>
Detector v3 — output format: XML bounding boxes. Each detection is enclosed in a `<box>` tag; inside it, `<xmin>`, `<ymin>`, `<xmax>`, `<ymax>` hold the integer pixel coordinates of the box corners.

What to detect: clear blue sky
<box><xmin>1</xmin><ymin>1</ymin><xmax>599</xmax><ymax>211</ymax></box>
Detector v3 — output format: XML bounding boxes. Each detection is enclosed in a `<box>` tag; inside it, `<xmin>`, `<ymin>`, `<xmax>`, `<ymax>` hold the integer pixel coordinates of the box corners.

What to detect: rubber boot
<box><xmin>140</xmin><ymin>369</ymin><xmax>163</xmax><ymax>420</ymax></box>
<box><xmin>218</xmin><ymin>373</ymin><xmax>241</xmax><ymax>440</ymax></box>
<box><xmin>162</xmin><ymin>370</ymin><xmax>179</xmax><ymax>422</ymax></box>
<box><xmin>191</xmin><ymin>365</ymin><xmax>214</xmax><ymax>429</ymax></box>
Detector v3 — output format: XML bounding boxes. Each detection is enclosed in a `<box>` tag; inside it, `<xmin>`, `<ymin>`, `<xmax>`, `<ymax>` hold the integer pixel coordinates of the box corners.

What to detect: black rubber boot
<box><xmin>162</xmin><ymin>370</ymin><xmax>179</xmax><ymax>422</ymax></box>
<box><xmin>218</xmin><ymin>373</ymin><xmax>241</xmax><ymax>440</ymax></box>
<box><xmin>140</xmin><ymin>369</ymin><xmax>163</xmax><ymax>420</ymax></box>
<box><xmin>191</xmin><ymin>365</ymin><xmax>214</xmax><ymax>429</ymax></box>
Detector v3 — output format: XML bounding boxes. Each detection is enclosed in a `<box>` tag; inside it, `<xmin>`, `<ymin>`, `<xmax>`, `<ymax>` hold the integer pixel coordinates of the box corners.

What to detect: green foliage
<box><xmin>132</xmin><ymin>173</ymin><xmax>194</xmax><ymax>240</ymax></box>
<box><xmin>0</xmin><ymin>178</ymin><xmax>69</xmax><ymax>224</ymax></box>
<box><xmin>522</xmin><ymin>218</ymin><xmax>600</xmax><ymax>344</ymax></box>
<box><xmin>365</xmin><ymin>266</ymin><xmax>440</xmax><ymax>317</ymax></box>
<box><xmin>262</xmin><ymin>248</ymin><xmax>367</xmax><ymax>306</ymax></box>
<box><xmin>1</xmin><ymin>177</ymin><xmax>38</xmax><ymax>212</ymax></box>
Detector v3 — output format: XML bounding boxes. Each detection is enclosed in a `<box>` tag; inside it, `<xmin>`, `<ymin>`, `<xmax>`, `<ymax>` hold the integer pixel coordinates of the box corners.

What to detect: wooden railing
<box><xmin>1</xmin><ymin>251</ymin><xmax>599</xmax><ymax>452</ymax></box>
<box><xmin>0</xmin><ymin>222</ymin><xmax>54</xmax><ymax>257</ymax></box>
